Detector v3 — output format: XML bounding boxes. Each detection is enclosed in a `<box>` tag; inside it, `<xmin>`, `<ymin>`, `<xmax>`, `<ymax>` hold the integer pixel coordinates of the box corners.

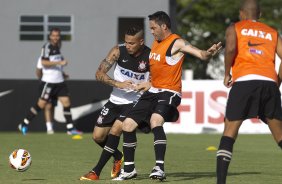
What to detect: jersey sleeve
<box><xmin>41</xmin><ymin>43</ymin><xmax>50</xmax><ymax>60</ymax></box>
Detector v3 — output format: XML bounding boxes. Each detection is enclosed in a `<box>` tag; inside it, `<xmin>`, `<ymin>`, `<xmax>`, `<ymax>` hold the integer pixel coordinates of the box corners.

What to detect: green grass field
<box><xmin>0</xmin><ymin>133</ymin><xmax>281</xmax><ymax>184</ymax></box>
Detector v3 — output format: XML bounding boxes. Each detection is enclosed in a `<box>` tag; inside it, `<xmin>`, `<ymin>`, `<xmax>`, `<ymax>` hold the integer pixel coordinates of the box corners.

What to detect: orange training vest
<box><xmin>233</xmin><ymin>20</ymin><xmax>278</xmax><ymax>82</ymax></box>
<box><xmin>149</xmin><ymin>34</ymin><xmax>184</xmax><ymax>93</ymax></box>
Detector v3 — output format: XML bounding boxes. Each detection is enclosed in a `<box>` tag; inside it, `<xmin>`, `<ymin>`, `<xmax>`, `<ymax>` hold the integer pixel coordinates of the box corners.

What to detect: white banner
<box><xmin>164</xmin><ymin>80</ymin><xmax>272</xmax><ymax>134</ymax></box>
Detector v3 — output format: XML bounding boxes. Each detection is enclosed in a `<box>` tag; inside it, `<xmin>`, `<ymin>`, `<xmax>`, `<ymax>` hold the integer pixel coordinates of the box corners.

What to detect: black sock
<box><xmin>94</xmin><ymin>135</ymin><xmax>122</xmax><ymax>160</ymax></box>
<box><xmin>216</xmin><ymin>136</ymin><xmax>235</xmax><ymax>184</ymax></box>
<box><xmin>278</xmin><ymin>140</ymin><xmax>282</xmax><ymax>149</ymax></box>
<box><xmin>64</xmin><ymin>106</ymin><xmax>74</xmax><ymax>130</ymax></box>
<box><xmin>95</xmin><ymin>136</ymin><xmax>108</xmax><ymax>149</ymax></box>
<box><xmin>93</xmin><ymin>134</ymin><xmax>120</xmax><ymax>176</ymax></box>
<box><xmin>152</xmin><ymin>126</ymin><xmax>166</xmax><ymax>171</ymax></box>
<box><xmin>113</xmin><ymin>148</ymin><xmax>123</xmax><ymax>161</ymax></box>
<box><xmin>123</xmin><ymin>130</ymin><xmax>137</xmax><ymax>173</ymax></box>
<box><xmin>23</xmin><ymin>104</ymin><xmax>42</xmax><ymax>126</ymax></box>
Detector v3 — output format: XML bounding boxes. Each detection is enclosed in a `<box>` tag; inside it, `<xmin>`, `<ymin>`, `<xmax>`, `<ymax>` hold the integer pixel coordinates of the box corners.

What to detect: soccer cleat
<box><xmin>112</xmin><ymin>169</ymin><xmax>137</xmax><ymax>180</ymax></box>
<box><xmin>80</xmin><ymin>171</ymin><xmax>99</xmax><ymax>181</ymax></box>
<box><xmin>111</xmin><ymin>154</ymin><xmax>124</xmax><ymax>178</ymax></box>
<box><xmin>67</xmin><ymin>128</ymin><xmax>83</xmax><ymax>135</ymax></box>
<box><xmin>149</xmin><ymin>166</ymin><xmax>166</xmax><ymax>181</ymax></box>
<box><xmin>18</xmin><ymin>124</ymin><xmax>28</xmax><ymax>135</ymax></box>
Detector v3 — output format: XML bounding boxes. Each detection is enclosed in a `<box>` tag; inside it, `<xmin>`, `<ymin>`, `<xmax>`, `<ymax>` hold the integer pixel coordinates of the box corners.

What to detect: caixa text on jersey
<box><xmin>120</xmin><ymin>69</ymin><xmax>146</xmax><ymax>80</ymax></box>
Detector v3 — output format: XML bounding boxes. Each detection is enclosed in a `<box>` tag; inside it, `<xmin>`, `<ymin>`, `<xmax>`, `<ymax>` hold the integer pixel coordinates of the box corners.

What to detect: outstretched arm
<box><xmin>95</xmin><ymin>46</ymin><xmax>133</xmax><ymax>89</ymax></box>
<box><xmin>172</xmin><ymin>39</ymin><xmax>222</xmax><ymax>60</ymax></box>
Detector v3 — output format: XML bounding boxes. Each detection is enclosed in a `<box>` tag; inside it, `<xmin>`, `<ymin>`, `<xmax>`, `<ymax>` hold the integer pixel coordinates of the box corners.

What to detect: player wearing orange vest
<box><xmin>114</xmin><ymin>11</ymin><xmax>221</xmax><ymax>181</ymax></box>
<box><xmin>217</xmin><ymin>0</ymin><xmax>282</xmax><ymax>184</ymax></box>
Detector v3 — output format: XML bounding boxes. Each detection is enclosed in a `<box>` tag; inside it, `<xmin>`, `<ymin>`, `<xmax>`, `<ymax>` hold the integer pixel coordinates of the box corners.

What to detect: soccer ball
<box><xmin>9</xmin><ymin>149</ymin><xmax>32</xmax><ymax>172</ymax></box>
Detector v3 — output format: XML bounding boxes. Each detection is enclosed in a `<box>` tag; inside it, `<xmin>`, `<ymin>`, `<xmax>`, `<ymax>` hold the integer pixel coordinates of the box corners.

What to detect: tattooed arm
<box><xmin>172</xmin><ymin>39</ymin><xmax>222</xmax><ymax>61</ymax></box>
<box><xmin>95</xmin><ymin>46</ymin><xmax>133</xmax><ymax>89</ymax></box>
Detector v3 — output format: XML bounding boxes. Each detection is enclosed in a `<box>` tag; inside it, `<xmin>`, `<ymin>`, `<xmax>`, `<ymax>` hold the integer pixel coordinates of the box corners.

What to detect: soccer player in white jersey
<box><xmin>80</xmin><ymin>26</ymin><xmax>151</xmax><ymax>180</ymax></box>
<box><xmin>18</xmin><ymin>28</ymin><xmax>82</xmax><ymax>135</ymax></box>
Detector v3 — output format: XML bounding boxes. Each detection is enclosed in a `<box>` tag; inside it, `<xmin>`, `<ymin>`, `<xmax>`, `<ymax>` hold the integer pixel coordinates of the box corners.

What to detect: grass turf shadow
<box><xmin>135</xmin><ymin>171</ymin><xmax>261</xmax><ymax>182</ymax></box>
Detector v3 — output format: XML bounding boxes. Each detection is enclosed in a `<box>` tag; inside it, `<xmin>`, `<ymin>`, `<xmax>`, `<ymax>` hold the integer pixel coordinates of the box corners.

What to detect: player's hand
<box><xmin>60</xmin><ymin>60</ymin><xmax>68</xmax><ymax>66</ymax></box>
<box><xmin>134</xmin><ymin>82</ymin><xmax>151</xmax><ymax>92</ymax></box>
<box><xmin>224</xmin><ymin>74</ymin><xmax>233</xmax><ymax>88</ymax></box>
<box><xmin>207</xmin><ymin>42</ymin><xmax>222</xmax><ymax>56</ymax></box>
<box><xmin>116</xmin><ymin>80</ymin><xmax>134</xmax><ymax>90</ymax></box>
<box><xmin>63</xmin><ymin>73</ymin><xmax>69</xmax><ymax>79</ymax></box>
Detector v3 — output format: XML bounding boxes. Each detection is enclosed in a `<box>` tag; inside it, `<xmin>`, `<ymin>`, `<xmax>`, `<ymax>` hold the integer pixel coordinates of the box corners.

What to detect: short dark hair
<box><xmin>148</xmin><ymin>11</ymin><xmax>171</xmax><ymax>29</ymax></box>
<box><xmin>126</xmin><ymin>26</ymin><xmax>144</xmax><ymax>38</ymax></box>
<box><xmin>49</xmin><ymin>27</ymin><xmax>61</xmax><ymax>35</ymax></box>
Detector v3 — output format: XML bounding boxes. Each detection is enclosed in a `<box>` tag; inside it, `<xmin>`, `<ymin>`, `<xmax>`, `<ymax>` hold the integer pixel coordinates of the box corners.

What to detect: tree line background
<box><xmin>172</xmin><ymin>0</ymin><xmax>282</xmax><ymax>79</ymax></box>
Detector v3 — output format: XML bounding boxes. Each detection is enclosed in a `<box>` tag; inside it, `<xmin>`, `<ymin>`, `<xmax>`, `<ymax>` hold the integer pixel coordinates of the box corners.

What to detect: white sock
<box><xmin>66</xmin><ymin>123</ymin><xmax>74</xmax><ymax>130</ymax></box>
<box><xmin>46</xmin><ymin>122</ymin><xmax>53</xmax><ymax>131</ymax></box>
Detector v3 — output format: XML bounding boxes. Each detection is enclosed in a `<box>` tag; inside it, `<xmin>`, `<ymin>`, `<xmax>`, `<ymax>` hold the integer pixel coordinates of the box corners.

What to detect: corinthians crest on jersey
<box><xmin>138</xmin><ymin>61</ymin><xmax>147</xmax><ymax>71</ymax></box>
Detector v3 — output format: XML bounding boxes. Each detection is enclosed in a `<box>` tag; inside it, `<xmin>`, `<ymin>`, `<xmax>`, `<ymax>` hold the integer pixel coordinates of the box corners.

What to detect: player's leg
<box><xmin>217</xmin><ymin>81</ymin><xmax>255</xmax><ymax>184</ymax></box>
<box><xmin>113</xmin><ymin>92</ymin><xmax>155</xmax><ymax>180</ymax></box>
<box><xmin>264</xmin><ymin>82</ymin><xmax>282</xmax><ymax>148</ymax></box>
<box><xmin>92</xmin><ymin>101</ymin><xmax>123</xmax><ymax>148</ymax></box>
<box><xmin>113</xmin><ymin>118</ymin><xmax>138</xmax><ymax>180</ymax></box>
<box><xmin>44</xmin><ymin>102</ymin><xmax>54</xmax><ymax>134</ymax></box>
<box><xmin>149</xmin><ymin>113</ymin><xmax>166</xmax><ymax>180</ymax></box>
<box><xmin>216</xmin><ymin>119</ymin><xmax>242</xmax><ymax>184</ymax></box>
<box><xmin>122</xmin><ymin>118</ymin><xmax>138</xmax><ymax>172</ymax></box>
<box><xmin>149</xmin><ymin>92</ymin><xmax>181</xmax><ymax>181</ymax></box>
<box><xmin>58</xmin><ymin>96</ymin><xmax>81</xmax><ymax>134</ymax></box>
<box><xmin>93</xmin><ymin>126</ymin><xmax>111</xmax><ymax>148</ymax></box>
<box><xmin>56</xmin><ymin>82</ymin><xmax>81</xmax><ymax>134</ymax></box>
<box><xmin>110</xmin><ymin>120</ymin><xmax>123</xmax><ymax>160</ymax></box>
<box><xmin>90</xmin><ymin>120</ymin><xmax>123</xmax><ymax>178</ymax></box>
<box><xmin>267</xmin><ymin>118</ymin><xmax>282</xmax><ymax>148</ymax></box>
<box><xmin>109</xmin><ymin>121</ymin><xmax>124</xmax><ymax>178</ymax></box>
<box><xmin>79</xmin><ymin>126</ymin><xmax>111</xmax><ymax>181</ymax></box>
<box><xmin>19</xmin><ymin>98</ymin><xmax>47</xmax><ymax>134</ymax></box>
<box><xmin>80</xmin><ymin>101</ymin><xmax>126</xmax><ymax>180</ymax></box>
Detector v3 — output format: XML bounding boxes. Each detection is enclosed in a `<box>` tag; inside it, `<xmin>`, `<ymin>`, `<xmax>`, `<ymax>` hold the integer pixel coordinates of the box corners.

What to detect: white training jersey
<box><xmin>109</xmin><ymin>45</ymin><xmax>151</xmax><ymax>104</ymax></box>
<box><xmin>40</xmin><ymin>42</ymin><xmax>64</xmax><ymax>83</ymax></box>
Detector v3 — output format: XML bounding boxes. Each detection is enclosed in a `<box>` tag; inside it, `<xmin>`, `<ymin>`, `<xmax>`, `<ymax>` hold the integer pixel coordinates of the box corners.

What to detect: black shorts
<box><xmin>48</xmin><ymin>97</ymin><xmax>57</xmax><ymax>106</ymax></box>
<box><xmin>39</xmin><ymin>81</ymin><xmax>69</xmax><ymax>101</ymax></box>
<box><xmin>127</xmin><ymin>90</ymin><xmax>181</xmax><ymax>126</ymax></box>
<box><xmin>96</xmin><ymin>101</ymin><xmax>134</xmax><ymax>127</ymax></box>
<box><xmin>225</xmin><ymin>80</ymin><xmax>282</xmax><ymax>123</ymax></box>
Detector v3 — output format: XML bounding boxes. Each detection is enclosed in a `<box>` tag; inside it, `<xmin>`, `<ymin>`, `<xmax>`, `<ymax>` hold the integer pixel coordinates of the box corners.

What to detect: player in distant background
<box><xmin>36</xmin><ymin>57</ymin><xmax>55</xmax><ymax>134</ymax></box>
<box><xmin>217</xmin><ymin>0</ymin><xmax>282</xmax><ymax>184</ymax></box>
<box><xmin>80</xmin><ymin>26</ymin><xmax>151</xmax><ymax>181</ymax></box>
<box><xmin>18</xmin><ymin>28</ymin><xmax>82</xmax><ymax>135</ymax></box>
<box><xmin>114</xmin><ymin>11</ymin><xmax>221</xmax><ymax>181</ymax></box>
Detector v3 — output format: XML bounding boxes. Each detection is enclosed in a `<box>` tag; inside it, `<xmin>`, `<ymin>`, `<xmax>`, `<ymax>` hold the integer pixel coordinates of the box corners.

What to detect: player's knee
<box><xmin>62</xmin><ymin>102</ymin><xmax>71</xmax><ymax>108</ymax></box>
<box><xmin>37</xmin><ymin>99</ymin><xmax>47</xmax><ymax>109</ymax></box>
<box><xmin>59</xmin><ymin>97</ymin><xmax>71</xmax><ymax>107</ymax></box>
<box><xmin>150</xmin><ymin>119</ymin><xmax>163</xmax><ymax>129</ymax></box>
<box><xmin>92</xmin><ymin>134</ymin><xmax>106</xmax><ymax>144</ymax></box>
<box><xmin>122</xmin><ymin>118</ymin><xmax>138</xmax><ymax>132</ymax></box>
<box><xmin>150</xmin><ymin>114</ymin><xmax>164</xmax><ymax>128</ymax></box>
<box><xmin>110</xmin><ymin>126</ymin><xmax>122</xmax><ymax>136</ymax></box>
